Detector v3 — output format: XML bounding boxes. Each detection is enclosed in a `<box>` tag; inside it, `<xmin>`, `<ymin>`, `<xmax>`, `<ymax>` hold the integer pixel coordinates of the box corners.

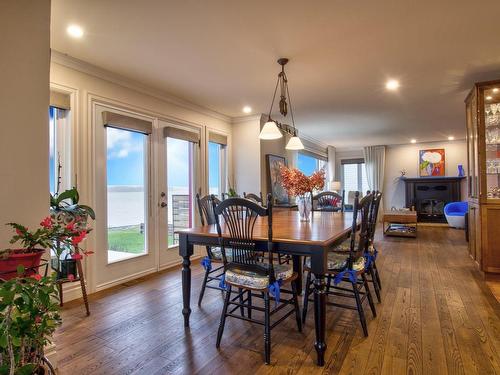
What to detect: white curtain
<box><xmin>363</xmin><ymin>145</ymin><xmax>386</xmax><ymax>192</ymax></box>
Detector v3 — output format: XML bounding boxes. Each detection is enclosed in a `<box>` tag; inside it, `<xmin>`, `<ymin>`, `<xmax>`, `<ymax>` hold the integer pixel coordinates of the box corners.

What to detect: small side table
<box><xmin>382</xmin><ymin>211</ymin><xmax>417</xmax><ymax>238</ymax></box>
<box><xmin>56</xmin><ymin>258</ymin><xmax>90</xmax><ymax>316</ymax></box>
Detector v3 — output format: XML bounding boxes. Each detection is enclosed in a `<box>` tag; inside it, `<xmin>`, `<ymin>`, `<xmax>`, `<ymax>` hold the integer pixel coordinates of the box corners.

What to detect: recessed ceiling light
<box><xmin>67</xmin><ymin>24</ymin><xmax>84</xmax><ymax>38</ymax></box>
<box><xmin>448</xmin><ymin>136</ymin><xmax>455</xmax><ymax>141</ymax></box>
<box><xmin>486</xmin><ymin>96</ymin><xmax>493</xmax><ymax>100</ymax></box>
<box><xmin>493</xmin><ymin>88</ymin><xmax>499</xmax><ymax>93</ymax></box>
<box><xmin>242</xmin><ymin>106</ymin><xmax>252</xmax><ymax>114</ymax></box>
<box><xmin>385</xmin><ymin>79</ymin><xmax>400</xmax><ymax>91</ymax></box>
<box><xmin>410</xmin><ymin>139</ymin><xmax>417</xmax><ymax>144</ymax></box>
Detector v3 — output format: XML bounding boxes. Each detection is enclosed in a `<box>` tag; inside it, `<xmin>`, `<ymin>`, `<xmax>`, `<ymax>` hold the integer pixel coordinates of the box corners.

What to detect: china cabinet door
<box><xmin>480</xmin><ymin>85</ymin><xmax>500</xmax><ymax>201</ymax></box>
<box><xmin>466</xmin><ymin>93</ymin><xmax>478</xmax><ymax>199</ymax></box>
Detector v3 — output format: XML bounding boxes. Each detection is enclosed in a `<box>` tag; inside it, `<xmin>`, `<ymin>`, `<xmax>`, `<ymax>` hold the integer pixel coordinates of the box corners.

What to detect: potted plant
<box><xmin>49</xmin><ymin>187</ymin><xmax>95</xmax><ymax>280</ymax></box>
<box><xmin>0</xmin><ymin>223</ymin><xmax>52</xmax><ymax>281</ymax></box>
<box><xmin>50</xmin><ymin>188</ymin><xmax>95</xmax><ymax>230</ymax></box>
<box><xmin>280</xmin><ymin>166</ymin><xmax>325</xmax><ymax>222</ymax></box>
<box><xmin>0</xmin><ymin>266</ymin><xmax>61</xmax><ymax>375</ymax></box>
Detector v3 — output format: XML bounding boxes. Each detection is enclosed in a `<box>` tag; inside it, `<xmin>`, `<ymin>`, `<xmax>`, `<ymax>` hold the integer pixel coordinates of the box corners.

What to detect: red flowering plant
<box><xmin>280</xmin><ymin>166</ymin><xmax>326</xmax><ymax>198</ymax></box>
<box><xmin>1</xmin><ymin>216</ymin><xmax>93</xmax><ymax>261</ymax></box>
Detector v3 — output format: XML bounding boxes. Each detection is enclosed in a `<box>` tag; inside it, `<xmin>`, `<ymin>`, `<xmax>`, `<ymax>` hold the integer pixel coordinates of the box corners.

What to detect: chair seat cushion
<box><xmin>210</xmin><ymin>247</ymin><xmax>232</xmax><ymax>261</ymax></box>
<box><xmin>331</xmin><ymin>238</ymin><xmax>351</xmax><ymax>252</ymax></box>
<box><xmin>305</xmin><ymin>253</ymin><xmax>365</xmax><ymax>272</ymax></box>
<box><xmin>225</xmin><ymin>263</ymin><xmax>294</xmax><ymax>289</ymax></box>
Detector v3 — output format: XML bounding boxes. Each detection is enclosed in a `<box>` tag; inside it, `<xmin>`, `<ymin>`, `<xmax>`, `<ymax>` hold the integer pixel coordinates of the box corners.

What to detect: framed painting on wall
<box><xmin>266</xmin><ymin>154</ymin><xmax>289</xmax><ymax>204</ymax></box>
<box><xmin>419</xmin><ymin>148</ymin><xmax>445</xmax><ymax>176</ymax></box>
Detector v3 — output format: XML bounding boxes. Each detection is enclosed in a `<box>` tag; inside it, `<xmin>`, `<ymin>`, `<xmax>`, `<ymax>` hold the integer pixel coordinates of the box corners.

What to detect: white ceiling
<box><xmin>51</xmin><ymin>0</ymin><xmax>500</xmax><ymax>148</ymax></box>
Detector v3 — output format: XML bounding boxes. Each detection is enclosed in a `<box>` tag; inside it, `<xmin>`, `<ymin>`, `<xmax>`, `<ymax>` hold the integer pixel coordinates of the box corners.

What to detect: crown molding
<box><xmin>231</xmin><ymin>113</ymin><xmax>263</xmax><ymax>124</ymax></box>
<box><xmin>50</xmin><ymin>50</ymin><xmax>231</xmax><ymax>123</ymax></box>
<box><xmin>299</xmin><ymin>132</ymin><xmax>330</xmax><ymax>150</ymax></box>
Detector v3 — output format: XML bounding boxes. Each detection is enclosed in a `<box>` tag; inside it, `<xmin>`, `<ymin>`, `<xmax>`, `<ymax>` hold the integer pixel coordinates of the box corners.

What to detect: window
<box><xmin>208</xmin><ymin>133</ymin><xmax>228</xmax><ymax>198</ymax></box>
<box><xmin>341</xmin><ymin>159</ymin><xmax>370</xmax><ymax>196</ymax></box>
<box><xmin>297</xmin><ymin>152</ymin><xmax>327</xmax><ymax>176</ymax></box>
<box><xmin>106</xmin><ymin>127</ymin><xmax>148</xmax><ymax>262</ymax></box>
<box><xmin>49</xmin><ymin>106</ymin><xmax>71</xmax><ymax>194</ymax></box>
<box><xmin>208</xmin><ymin>141</ymin><xmax>226</xmax><ymax>196</ymax></box>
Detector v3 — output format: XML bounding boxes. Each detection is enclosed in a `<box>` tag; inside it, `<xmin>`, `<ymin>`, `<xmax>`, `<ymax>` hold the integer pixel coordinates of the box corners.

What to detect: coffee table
<box><xmin>382</xmin><ymin>210</ymin><xmax>417</xmax><ymax>238</ymax></box>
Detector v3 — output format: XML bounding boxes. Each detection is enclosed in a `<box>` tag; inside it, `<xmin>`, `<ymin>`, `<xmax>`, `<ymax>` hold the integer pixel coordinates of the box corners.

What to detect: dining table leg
<box><xmin>313</xmin><ymin>273</ymin><xmax>327</xmax><ymax>366</ymax></box>
<box><xmin>179</xmin><ymin>234</ymin><xmax>193</xmax><ymax>327</ymax></box>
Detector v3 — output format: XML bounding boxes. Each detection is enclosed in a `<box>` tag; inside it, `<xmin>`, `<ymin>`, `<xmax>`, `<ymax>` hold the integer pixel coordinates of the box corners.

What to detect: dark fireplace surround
<box><xmin>403</xmin><ymin>177</ymin><xmax>465</xmax><ymax>223</ymax></box>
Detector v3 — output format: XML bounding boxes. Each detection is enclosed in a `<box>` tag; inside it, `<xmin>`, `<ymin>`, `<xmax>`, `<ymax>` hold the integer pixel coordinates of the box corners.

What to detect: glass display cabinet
<box><xmin>465</xmin><ymin>79</ymin><xmax>500</xmax><ymax>276</ymax></box>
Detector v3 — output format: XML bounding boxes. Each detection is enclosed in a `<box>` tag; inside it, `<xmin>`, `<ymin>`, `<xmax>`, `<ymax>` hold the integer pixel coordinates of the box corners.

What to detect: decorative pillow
<box><xmin>305</xmin><ymin>253</ymin><xmax>365</xmax><ymax>271</ymax></box>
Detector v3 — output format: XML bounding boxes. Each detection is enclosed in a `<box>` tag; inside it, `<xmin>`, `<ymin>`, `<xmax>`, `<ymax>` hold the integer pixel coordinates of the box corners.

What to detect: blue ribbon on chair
<box><xmin>269</xmin><ymin>279</ymin><xmax>283</xmax><ymax>307</ymax></box>
<box><xmin>201</xmin><ymin>256</ymin><xmax>212</xmax><ymax>271</ymax></box>
<box><xmin>333</xmin><ymin>269</ymin><xmax>357</xmax><ymax>285</ymax></box>
<box><xmin>364</xmin><ymin>252</ymin><xmax>375</xmax><ymax>270</ymax></box>
<box><xmin>219</xmin><ymin>273</ymin><xmax>228</xmax><ymax>290</ymax></box>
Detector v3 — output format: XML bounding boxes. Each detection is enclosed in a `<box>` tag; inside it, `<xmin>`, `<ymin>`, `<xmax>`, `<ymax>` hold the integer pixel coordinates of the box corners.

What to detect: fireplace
<box><xmin>402</xmin><ymin>177</ymin><xmax>464</xmax><ymax>223</ymax></box>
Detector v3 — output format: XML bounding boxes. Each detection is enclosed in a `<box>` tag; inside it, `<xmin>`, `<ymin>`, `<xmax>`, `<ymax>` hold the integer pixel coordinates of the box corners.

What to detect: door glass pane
<box><xmin>106</xmin><ymin>127</ymin><xmax>147</xmax><ymax>263</ymax></box>
<box><xmin>208</xmin><ymin>141</ymin><xmax>221</xmax><ymax>196</ymax></box>
<box><xmin>167</xmin><ymin>137</ymin><xmax>194</xmax><ymax>247</ymax></box>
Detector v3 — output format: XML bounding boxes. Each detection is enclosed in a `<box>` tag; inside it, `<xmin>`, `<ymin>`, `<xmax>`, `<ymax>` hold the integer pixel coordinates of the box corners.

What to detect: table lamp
<box><xmin>330</xmin><ymin>181</ymin><xmax>341</xmax><ymax>192</ymax></box>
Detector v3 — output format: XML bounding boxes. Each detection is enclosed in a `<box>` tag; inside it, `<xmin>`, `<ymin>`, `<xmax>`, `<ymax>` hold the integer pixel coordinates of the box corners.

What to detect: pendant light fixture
<box><xmin>259</xmin><ymin>58</ymin><xmax>304</xmax><ymax>150</ymax></box>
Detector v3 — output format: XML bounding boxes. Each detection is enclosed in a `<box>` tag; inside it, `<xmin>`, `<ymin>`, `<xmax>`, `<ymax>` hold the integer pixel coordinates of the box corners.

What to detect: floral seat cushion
<box><xmin>209</xmin><ymin>247</ymin><xmax>232</xmax><ymax>261</ymax></box>
<box><xmin>225</xmin><ymin>263</ymin><xmax>294</xmax><ymax>289</ymax></box>
<box><xmin>331</xmin><ymin>238</ymin><xmax>351</xmax><ymax>253</ymax></box>
<box><xmin>305</xmin><ymin>253</ymin><xmax>365</xmax><ymax>272</ymax></box>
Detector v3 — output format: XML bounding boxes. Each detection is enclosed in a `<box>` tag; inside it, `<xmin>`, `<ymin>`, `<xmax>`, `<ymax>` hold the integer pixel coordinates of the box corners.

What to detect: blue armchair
<box><xmin>444</xmin><ymin>201</ymin><xmax>468</xmax><ymax>229</ymax></box>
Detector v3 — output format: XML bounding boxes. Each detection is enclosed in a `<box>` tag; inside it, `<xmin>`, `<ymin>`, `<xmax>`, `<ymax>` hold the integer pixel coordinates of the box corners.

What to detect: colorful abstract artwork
<box><xmin>266</xmin><ymin>154</ymin><xmax>289</xmax><ymax>204</ymax></box>
<box><xmin>419</xmin><ymin>148</ymin><xmax>445</xmax><ymax>176</ymax></box>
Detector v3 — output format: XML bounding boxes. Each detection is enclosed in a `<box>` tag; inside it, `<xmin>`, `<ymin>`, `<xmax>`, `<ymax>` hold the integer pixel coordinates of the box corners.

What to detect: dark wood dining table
<box><xmin>177</xmin><ymin>209</ymin><xmax>354</xmax><ymax>366</ymax></box>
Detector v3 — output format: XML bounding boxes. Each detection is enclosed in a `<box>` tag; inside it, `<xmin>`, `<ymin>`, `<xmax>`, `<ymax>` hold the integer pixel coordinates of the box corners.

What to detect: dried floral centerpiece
<box><xmin>280</xmin><ymin>166</ymin><xmax>325</xmax><ymax>221</ymax></box>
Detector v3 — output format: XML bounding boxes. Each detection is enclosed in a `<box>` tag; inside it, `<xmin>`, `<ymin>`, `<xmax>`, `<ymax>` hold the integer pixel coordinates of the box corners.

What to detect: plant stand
<box><xmin>56</xmin><ymin>258</ymin><xmax>90</xmax><ymax>316</ymax></box>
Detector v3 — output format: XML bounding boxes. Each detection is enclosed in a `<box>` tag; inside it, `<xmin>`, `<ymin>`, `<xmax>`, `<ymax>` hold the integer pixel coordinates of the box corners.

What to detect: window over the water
<box><xmin>49</xmin><ymin>106</ymin><xmax>71</xmax><ymax>194</ymax></box>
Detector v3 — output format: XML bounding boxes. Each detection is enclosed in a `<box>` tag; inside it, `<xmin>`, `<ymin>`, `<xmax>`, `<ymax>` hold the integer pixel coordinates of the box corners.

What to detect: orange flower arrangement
<box><xmin>280</xmin><ymin>166</ymin><xmax>325</xmax><ymax>197</ymax></box>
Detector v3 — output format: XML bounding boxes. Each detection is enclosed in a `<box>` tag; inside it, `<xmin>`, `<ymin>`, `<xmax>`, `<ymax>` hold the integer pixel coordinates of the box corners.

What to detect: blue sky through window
<box><xmin>106</xmin><ymin>128</ymin><xmax>146</xmax><ymax>186</ymax></box>
<box><xmin>297</xmin><ymin>153</ymin><xmax>318</xmax><ymax>176</ymax></box>
<box><xmin>208</xmin><ymin>142</ymin><xmax>220</xmax><ymax>193</ymax></box>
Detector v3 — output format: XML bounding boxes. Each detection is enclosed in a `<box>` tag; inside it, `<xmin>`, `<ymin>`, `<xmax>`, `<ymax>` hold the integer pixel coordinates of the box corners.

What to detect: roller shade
<box><xmin>102</xmin><ymin>111</ymin><xmax>152</xmax><ymax>135</ymax></box>
<box><xmin>341</xmin><ymin>158</ymin><xmax>364</xmax><ymax>165</ymax></box>
<box><xmin>208</xmin><ymin>132</ymin><xmax>227</xmax><ymax>146</ymax></box>
<box><xmin>50</xmin><ymin>91</ymin><xmax>70</xmax><ymax>110</ymax></box>
<box><xmin>301</xmin><ymin>138</ymin><xmax>327</xmax><ymax>161</ymax></box>
<box><xmin>163</xmin><ymin>126</ymin><xmax>200</xmax><ymax>144</ymax></box>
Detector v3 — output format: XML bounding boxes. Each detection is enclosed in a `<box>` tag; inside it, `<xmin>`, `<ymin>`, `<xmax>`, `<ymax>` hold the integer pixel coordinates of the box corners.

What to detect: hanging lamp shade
<box><xmin>285</xmin><ymin>135</ymin><xmax>304</xmax><ymax>150</ymax></box>
<box><xmin>259</xmin><ymin>120</ymin><xmax>283</xmax><ymax>140</ymax></box>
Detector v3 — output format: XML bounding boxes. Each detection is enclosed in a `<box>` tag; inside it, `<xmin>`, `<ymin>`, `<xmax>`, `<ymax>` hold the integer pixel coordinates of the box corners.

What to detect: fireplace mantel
<box><xmin>402</xmin><ymin>176</ymin><xmax>465</xmax><ymax>223</ymax></box>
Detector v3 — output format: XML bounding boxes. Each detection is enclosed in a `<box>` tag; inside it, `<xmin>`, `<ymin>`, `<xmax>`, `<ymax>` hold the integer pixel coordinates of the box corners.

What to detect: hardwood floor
<box><xmin>54</xmin><ymin>227</ymin><xmax>500</xmax><ymax>375</ymax></box>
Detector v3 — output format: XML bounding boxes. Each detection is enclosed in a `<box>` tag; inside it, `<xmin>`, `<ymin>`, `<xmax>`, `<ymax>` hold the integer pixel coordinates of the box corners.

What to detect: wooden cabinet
<box><xmin>465</xmin><ymin>80</ymin><xmax>500</xmax><ymax>276</ymax></box>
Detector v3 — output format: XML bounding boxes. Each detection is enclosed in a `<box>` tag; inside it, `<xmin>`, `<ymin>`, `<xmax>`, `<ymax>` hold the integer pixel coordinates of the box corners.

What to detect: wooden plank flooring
<box><xmin>54</xmin><ymin>227</ymin><xmax>500</xmax><ymax>375</ymax></box>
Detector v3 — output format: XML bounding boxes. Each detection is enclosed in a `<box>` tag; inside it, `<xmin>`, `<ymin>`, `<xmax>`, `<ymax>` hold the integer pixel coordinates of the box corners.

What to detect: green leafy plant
<box><xmin>50</xmin><ymin>188</ymin><xmax>95</xmax><ymax>221</ymax></box>
<box><xmin>0</xmin><ymin>267</ymin><xmax>61</xmax><ymax>375</ymax></box>
<box><xmin>3</xmin><ymin>225</ymin><xmax>52</xmax><ymax>255</ymax></box>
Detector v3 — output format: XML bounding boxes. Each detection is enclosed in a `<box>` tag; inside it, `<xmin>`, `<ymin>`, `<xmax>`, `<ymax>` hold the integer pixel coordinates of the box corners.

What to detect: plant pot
<box><xmin>0</xmin><ymin>249</ymin><xmax>45</xmax><ymax>280</ymax></box>
<box><xmin>51</xmin><ymin>209</ymin><xmax>88</xmax><ymax>231</ymax></box>
<box><xmin>51</xmin><ymin>257</ymin><xmax>78</xmax><ymax>280</ymax></box>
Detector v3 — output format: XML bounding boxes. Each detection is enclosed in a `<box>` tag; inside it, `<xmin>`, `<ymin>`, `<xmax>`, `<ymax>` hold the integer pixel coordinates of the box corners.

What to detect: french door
<box><xmin>158</xmin><ymin>120</ymin><xmax>201</xmax><ymax>268</ymax></box>
<box><xmin>94</xmin><ymin>105</ymin><xmax>201</xmax><ymax>290</ymax></box>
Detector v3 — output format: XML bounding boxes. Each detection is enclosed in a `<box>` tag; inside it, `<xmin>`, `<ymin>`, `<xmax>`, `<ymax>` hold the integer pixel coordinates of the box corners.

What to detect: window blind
<box><xmin>163</xmin><ymin>126</ymin><xmax>200</xmax><ymax>144</ymax></box>
<box><xmin>50</xmin><ymin>90</ymin><xmax>71</xmax><ymax>110</ymax></box>
<box><xmin>301</xmin><ymin>138</ymin><xmax>327</xmax><ymax>161</ymax></box>
<box><xmin>208</xmin><ymin>132</ymin><xmax>227</xmax><ymax>146</ymax></box>
<box><xmin>102</xmin><ymin>111</ymin><xmax>153</xmax><ymax>135</ymax></box>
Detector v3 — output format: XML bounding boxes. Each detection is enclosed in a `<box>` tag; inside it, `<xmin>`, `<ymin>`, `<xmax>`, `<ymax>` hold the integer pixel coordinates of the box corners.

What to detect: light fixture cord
<box><xmin>267</xmin><ymin>74</ymin><xmax>280</xmax><ymax>120</ymax></box>
<box><xmin>284</xmin><ymin>71</ymin><xmax>297</xmax><ymax>136</ymax></box>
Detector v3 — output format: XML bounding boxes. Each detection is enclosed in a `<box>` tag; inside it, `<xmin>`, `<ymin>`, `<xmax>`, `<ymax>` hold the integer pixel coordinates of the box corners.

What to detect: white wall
<box><xmin>383</xmin><ymin>140</ymin><xmax>467</xmax><ymax>211</ymax></box>
<box><xmin>232</xmin><ymin>115</ymin><xmax>261</xmax><ymax>194</ymax></box>
<box><xmin>0</xmin><ymin>1</ymin><xmax>50</xmax><ymax>246</ymax></box>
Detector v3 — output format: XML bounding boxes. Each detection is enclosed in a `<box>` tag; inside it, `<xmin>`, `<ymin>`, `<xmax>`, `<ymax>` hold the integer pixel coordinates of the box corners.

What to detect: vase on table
<box><xmin>297</xmin><ymin>194</ymin><xmax>312</xmax><ymax>222</ymax></box>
